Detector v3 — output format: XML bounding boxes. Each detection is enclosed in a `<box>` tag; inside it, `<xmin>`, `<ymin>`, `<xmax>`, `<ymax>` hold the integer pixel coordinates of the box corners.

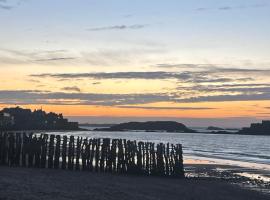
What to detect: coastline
<box><xmin>0</xmin><ymin>166</ymin><xmax>269</xmax><ymax>200</ymax></box>
<box><xmin>0</xmin><ymin>130</ymin><xmax>269</xmax><ymax>198</ymax></box>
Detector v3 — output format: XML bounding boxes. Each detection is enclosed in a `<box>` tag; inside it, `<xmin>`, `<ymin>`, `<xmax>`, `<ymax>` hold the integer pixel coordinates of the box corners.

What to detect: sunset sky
<box><xmin>1</xmin><ymin>0</ymin><xmax>270</xmax><ymax>127</ymax></box>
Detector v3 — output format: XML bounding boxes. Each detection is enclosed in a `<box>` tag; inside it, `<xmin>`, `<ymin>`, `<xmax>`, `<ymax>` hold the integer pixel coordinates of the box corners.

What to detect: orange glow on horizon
<box><xmin>1</xmin><ymin>100</ymin><xmax>269</xmax><ymax>119</ymax></box>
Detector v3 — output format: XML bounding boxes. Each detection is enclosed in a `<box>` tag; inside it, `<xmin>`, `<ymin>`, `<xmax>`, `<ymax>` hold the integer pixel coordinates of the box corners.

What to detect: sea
<box><xmin>44</xmin><ymin>126</ymin><xmax>270</xmax><ymax>173</ymax></box>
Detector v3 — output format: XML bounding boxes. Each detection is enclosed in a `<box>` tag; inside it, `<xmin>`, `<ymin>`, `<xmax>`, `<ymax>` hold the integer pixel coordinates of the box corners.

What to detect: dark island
<box><xmin>0</xmin><ymin>107</ymin><xmax>79</xmax><ymax>131</ymax></box>
<box><xmin>211</xmin><ymin>120</ymin><xmax>270</xmax><ymax>136</ymax></box>
<box><xmin>207</xmin><ymin>126</ymin><xmax>224</xmax><ymax>131</ymax></box>
<box><xmin>238</xmin><ymin>120</ymin><xmax>270</xmax><ymax>135</ymax></box>
<box><xmin>94</xmin><ymin>121</ymin><xmax>196</xmax><ymax>133</ymax></box>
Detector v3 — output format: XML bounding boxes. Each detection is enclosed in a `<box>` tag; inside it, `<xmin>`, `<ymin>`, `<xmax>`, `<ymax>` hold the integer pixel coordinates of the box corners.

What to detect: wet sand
<box><xmin>0</xmin><ymin>166</ymin><xmax>269</xmax><ymax>200</ymax></box>
<box><xmin>185</xmin><ymin>163</ymin><xmax>270</xmax><ymax>194</ymax></box>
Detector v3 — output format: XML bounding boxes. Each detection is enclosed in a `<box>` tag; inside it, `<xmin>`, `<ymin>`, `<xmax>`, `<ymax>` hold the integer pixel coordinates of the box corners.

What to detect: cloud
<box><xmin>116</xmin><ymin>106</ymin><xmax>216</xmax><ymax>110</ymax></box>
<box><xmin>31</xmin><ymin>71</ymin><xmax>191</xmax><ymax>80</ymax></box>
<box><xmin>87</xmin><ymin>24</ymin><xmax>148</xmax><ymax>31</ymax></box>
<box><xmin>218</xmin><ymin>6</ymin><xmax>233</xmax><ymax>10</ymax></box>
<box><xmin>34</xmin><ymin>57</ymin><xmax>76</xmax><ymax>62</ymax></box>
<box><xmin>257</xmin><ymin>112</ymin><xmax>270</xmax><ymax>115</ymax></box>
<box><xmin>0</xmin><ymin>49</ymin><xmax>76</xmax><ymax>65</ymax></box>
<box><xmin>1</xmin><ymin>86</ymin><xmax>270</xmax><ymax>106</ymax></box>
<box><xmin>177</xmin><ymin>84</ymin><xmax>270</xmax><ymax>98</ymax></box>
<box><xmin>0</xmin><ymin>4</ymin><xmax>12</xmax><ymax>9</ymax></box>
<box><xmin>0</xmin><ymin>90</ymin><xmax>172</xmax><ymax>106</ymax></box>
<box><xmin>27</xmin><ymin>79</ymin><xmax>41</xmax><ymax>83</ymax></box>
<box><xmin>92</xmin><ymin>82</ymin><xmax>101</xmax><ymax>85</ymax></box>
<box><xmin>30</xmin><ymin>70</ymin><xmax>255</xmax><ymax>84</ymax></box>
<box><xmin>61</xmin><ymin>86</ymin><xmax>81</xmax><ymax>92</ymax></box>
<box><xmin>196</xmin><ymin>4</ymin><xmax>267</xmax><ymax>12</ymax></box>
<box><xmin>0</xmin><ymin>0</ymin><xmax>26</xmax><ymax>10</ymax></box>
<box><xmin>180</xmin><ymin>93</ymin><xmax>270</xmax><ymax>103</ymax></box>
<box><xmin>155</xmin><ymin>63</ymin><xmax>270</xmax><ymax>73</ymax></box>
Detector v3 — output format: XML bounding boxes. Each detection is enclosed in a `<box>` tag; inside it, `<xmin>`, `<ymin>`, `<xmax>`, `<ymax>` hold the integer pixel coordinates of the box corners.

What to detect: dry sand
<box><xmin>0</xmin><ymin>166</ymin><xmax>269</xmax><ymax>200</ymax></box>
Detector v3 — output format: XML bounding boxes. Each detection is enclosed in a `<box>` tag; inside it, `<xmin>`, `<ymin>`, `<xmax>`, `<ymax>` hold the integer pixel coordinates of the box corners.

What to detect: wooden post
<box><xmin>68</xmin><ymin>136</ymin><xmax>75</xmax><ymax>170</ymax></box>
<box><xmin>88</xmin><ymin>139</ymin><xmax>94</xmax><ymax>171</ymax></box>
<box><xmin>33</xmin><ymin>135</ymin><xmax>41</xmax><ymax>168</ymax></box>
<box><xmin>40</xmin><ymin>134</ymin><xmax>48</xmax><ymax>168</ymax></box>
<box><xmin>15</xmin><ymin>133</ymin><xmax>21</xmax><ymax>167</ymax></box>
<box><xmin>95</xmin><ymin>139</ymin><xmax>101</xmax><ymax>172</ymax></box>
<box><xmin>81</xmin><ymin>138</ymin><xmax>88</xmax><ymax>171</ymax></box>
<box><xmin>61</xmin><ymin>135</ymin><xmax>67</xmax><ymax>170</ymax></box>
<box><xmin>8</xmin><ymin>133</ymin><xmax>15</xmax><ymax>166</ymax></box>
<box><xmin>0</xmin><ymin>132</ymin><xmax>4</xmax><ymax>165</ymax></box>
<box><xmin>48</xmin><ymin>134</ymin><xmax>55</xmax><ymax>169</ymax></box>
<box><xmin>21</xmin><ymin>133</ymin><xmax>27</xmax><ymax>167</ymax></box>
<box><xmin>54</xmin><ymin>135</ymin><xmax>61</xmax><ymax>169</ymax></box>
<box><xmin>27</xmin><ymin>133</ymin><xmax>34</xmax><ymax>168</ymax></box>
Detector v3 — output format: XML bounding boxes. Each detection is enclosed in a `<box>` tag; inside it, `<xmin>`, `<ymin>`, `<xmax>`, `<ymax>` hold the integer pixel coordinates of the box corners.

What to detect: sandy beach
<box><xmin>0</xmin><ymin>166</ymin><xmax>269</xmax><ymax>200</ymax></box>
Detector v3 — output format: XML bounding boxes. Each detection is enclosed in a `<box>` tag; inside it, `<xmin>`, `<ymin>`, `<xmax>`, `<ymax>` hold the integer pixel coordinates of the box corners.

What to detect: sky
<box><xmin>1</xmin><ymin>0</ymin><xmax>270</xmax><ymax>127</ymax></box>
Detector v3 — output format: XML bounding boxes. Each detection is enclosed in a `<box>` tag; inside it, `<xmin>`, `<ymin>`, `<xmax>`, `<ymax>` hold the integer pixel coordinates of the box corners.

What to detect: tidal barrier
<box><xmin>0</xmin><ymin>132</ymin><xmax>184</xmax><ymax>177</ymax></box>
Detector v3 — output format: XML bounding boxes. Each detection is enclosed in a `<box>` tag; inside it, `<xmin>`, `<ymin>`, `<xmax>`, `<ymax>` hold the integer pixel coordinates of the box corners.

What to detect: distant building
<box><xmin>0</xmin><ymin>107</ymin><xmax>79</xmax><ymax>131</ymax></box>
<box><xmin>239</xmin><ymin>120</ymin><xmax>270</xmax><ymax>135</ymax></box>
<box><xmin>0</xmin><ymin>112</ymin><xmax>14</xmax><ymax>128</ymax></box>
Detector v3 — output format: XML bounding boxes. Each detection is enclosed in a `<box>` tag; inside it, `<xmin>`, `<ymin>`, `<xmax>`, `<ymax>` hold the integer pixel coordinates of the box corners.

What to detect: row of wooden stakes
<box><xmin>0</xmin><ymin>132</ymin><xmax>184</xmax><ymax>177</ymax></box>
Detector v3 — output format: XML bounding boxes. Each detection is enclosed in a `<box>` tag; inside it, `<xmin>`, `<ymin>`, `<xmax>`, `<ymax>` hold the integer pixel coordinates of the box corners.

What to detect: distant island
<box><xmin>93</xmin><ymin>120</ymin><xmax>270</xmax><ymax>136</ymax></box>
<box><xmin>211</xmin><ymin>120</ymin><xmax>270</xmax><ymax>136</ymax></box>
<box><xmin>0</xmin><ymin>107</ymin><xmax>79</xmax><ymax>131</ymax></box>
<box><xmin>79</xmin><ymin>123</ymin><xmax>116</xmax><ymax>128</ymax></box>
<box><xmin>237</xmin><ymin>120</ymin><xmax>270</xmax><ymax>135</ymax></box>
<box><xmin>207</xmin><ymin>126</ymin><xmax>224</xmax><ymax>131</ymax></box>
<box><xmin>94</xmin><ymin>121</ymin><xmax>196</xmax><ymax>133</ymax></box>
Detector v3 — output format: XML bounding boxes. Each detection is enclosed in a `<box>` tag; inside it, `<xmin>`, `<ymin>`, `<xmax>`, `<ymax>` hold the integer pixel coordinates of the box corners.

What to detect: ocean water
<box><xmin>44</xmin><ymin>129</ymin><xmax>270</xmax><ymax>171</ymax></box>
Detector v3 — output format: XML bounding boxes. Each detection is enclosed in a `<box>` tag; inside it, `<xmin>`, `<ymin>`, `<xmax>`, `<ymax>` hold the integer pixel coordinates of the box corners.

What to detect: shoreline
<box><xmin>0</xmin><ymin>166</ymin><xmax>269</xmax><ymax>200</ymax></box>
<box><xmin>184</xmin><ymin>163</ymin><xmax>270</xmax><ymax>194</ymax></box>
<box><xmin>2</xmin><ymin>129</ymin><xmax>270</xmax><ymax>136</ymax></box>
<box><xmin>184</xmin><ymin>157</ymin><xmax>270</xmax><ymax>194</ymax></box>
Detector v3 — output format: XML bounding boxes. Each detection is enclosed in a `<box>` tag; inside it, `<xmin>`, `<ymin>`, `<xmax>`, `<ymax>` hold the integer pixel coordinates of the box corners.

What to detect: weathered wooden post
<box><xmin>8</xmin><ymin>133</ymin><xmax>15</xmax><ymax>166</ymax></box>
<box><xmin>27</xmin><ymin>133</ymin><xmax>34</xmax><ymax>168</ymax></box>
<box><xmin>0</xmin><ymin>132</ymin><xmax>3</xmax><ymax>165</ymax></box>
<box><xmin>54</xmin><ymin>135</ymin><xmax>61</xmax><ymax>169</ymax></box>
<box><xmin>75</xmin><ymin>137</ymin><xmax>82</xmax><ymax>171</ymax></box>
<box><xmin>68</xmin><ymin>136</ymin><xmax>75</xmax><ymax>170</ymax></box>
<box><xmin>88</xmin><ymin>139</ymin><xmax>94</xmax><ymax>171</ymax></box>
<box><xmin>174</xmin><ymin>144</ymin><xmax>184</xmax><ymax>178</ymax></box>
<box><xmin>61</xmin><ymin>135</ymin><xmax>67</xmax><ymax>169</ymax></box>
<box><xmin>40</xmin><ymin>134</ymin><xmax>48</xmax><ymax>168</ymax></box>
<box><xmin>33</xmin><ymin>135</ymin><xmax>41</xmax><ymax>168</ymax></box>
<box><xmin>81</xmin><ymin>138</ymin><xmax>88</xmax><ymax>171</ymax></box>
<box><xmin>15</xmin><ymin>133</ymin><xmax>22</xmax><ymax>167</ymax></box>
<box><xmin>95</xmin><ymin>138</ymin><xmax>101</xmax><ymax>172</ymax></box>
<box><xmin>48</xmin><ymin>134</ymin><xmax>55</xmax><ymax>169</ymax></box>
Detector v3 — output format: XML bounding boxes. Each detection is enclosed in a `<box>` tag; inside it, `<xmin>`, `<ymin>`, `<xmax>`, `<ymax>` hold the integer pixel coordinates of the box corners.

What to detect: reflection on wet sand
<box><xmin>184</xmin><ymin>157</ymin><xmax>270</xmax><ymax>194</ymax></box>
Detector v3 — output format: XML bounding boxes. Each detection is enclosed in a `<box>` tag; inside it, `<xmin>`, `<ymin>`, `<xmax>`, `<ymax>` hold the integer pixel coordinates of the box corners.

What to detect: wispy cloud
<box><xmin>0</xmin><ymin>4</ymin><xmax>12</xmax><ymax>9</ymax></box>
<box><xmin>61</xmin><ymin>86</ymin><xmax>81</xmax><ymax>92</ymax></box>
<box><xmin>34</xmin><ymin>57</ymin><xmax>76</xmax><ymax>62</ymax></box>
<box><xmin>0</xmin><ymin>90</ymin><xmax>172</xmax><ymax>106</ymax></box>
<box><xmin>116</xmin><ymin>106</ymin><xmax>216</xmax><ymax>110</ymax></box>
<box><xmin>0</xmin><ymin>0</ymin><xmax>26</xmax><ymax>10</ymax></box>
<box><xmin>196</xmin><ymin>4</ymin><xmax>267</xmax><ymax>12</ymax></box>
<box><xmin>30</xmin><ymin>70</ymin><xmax>255</xmax><ymax>84</ymax></box>
<box><xmin>92</xmin><ymin>82</ymin><xmax>101</xmax><ymax>85</ymax></box>
<box><xmin>0</xmin><ymin>49</ymin><xmax>76</xmax><ymax>65</ymax></box>
<box><xmin>181</xmin><ymin>93</ymin><xmax>270</xmax><ymax>103</ymax></box>
<box><xmin>1</xmin><ymin>89</ymin><xmax>270</xmax><ymax>106</ymax></box>
<box><xmin>87</xmin><ymin>24</ymin><xmax>148</xmax><ymax>31</ymax></box>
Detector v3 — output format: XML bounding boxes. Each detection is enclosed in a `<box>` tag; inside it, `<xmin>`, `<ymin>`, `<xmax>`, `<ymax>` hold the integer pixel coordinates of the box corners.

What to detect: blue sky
<box><xmin>1</xmin><ymin>0</ymin><xmax>270</xmax><ymax>66</ymax></box>
<box><xmin>1</xmin><ymin>0</ymin><xmax>270</xmax><ymax>126</ymax></box>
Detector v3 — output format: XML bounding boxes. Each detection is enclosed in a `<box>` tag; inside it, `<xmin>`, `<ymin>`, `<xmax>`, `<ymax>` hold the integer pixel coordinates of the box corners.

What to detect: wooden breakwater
<box><xmin>0</xmin><ymin>132</ymin><xmax>184</xmax><ymax>177</ymax></box>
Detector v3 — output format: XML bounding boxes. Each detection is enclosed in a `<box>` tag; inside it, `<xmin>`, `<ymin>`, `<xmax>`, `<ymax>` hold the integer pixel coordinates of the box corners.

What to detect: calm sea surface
<box><xmin>44</xmin><ymin>129</ymin><xmax>270</xmax><ymax>171</ymax></box>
